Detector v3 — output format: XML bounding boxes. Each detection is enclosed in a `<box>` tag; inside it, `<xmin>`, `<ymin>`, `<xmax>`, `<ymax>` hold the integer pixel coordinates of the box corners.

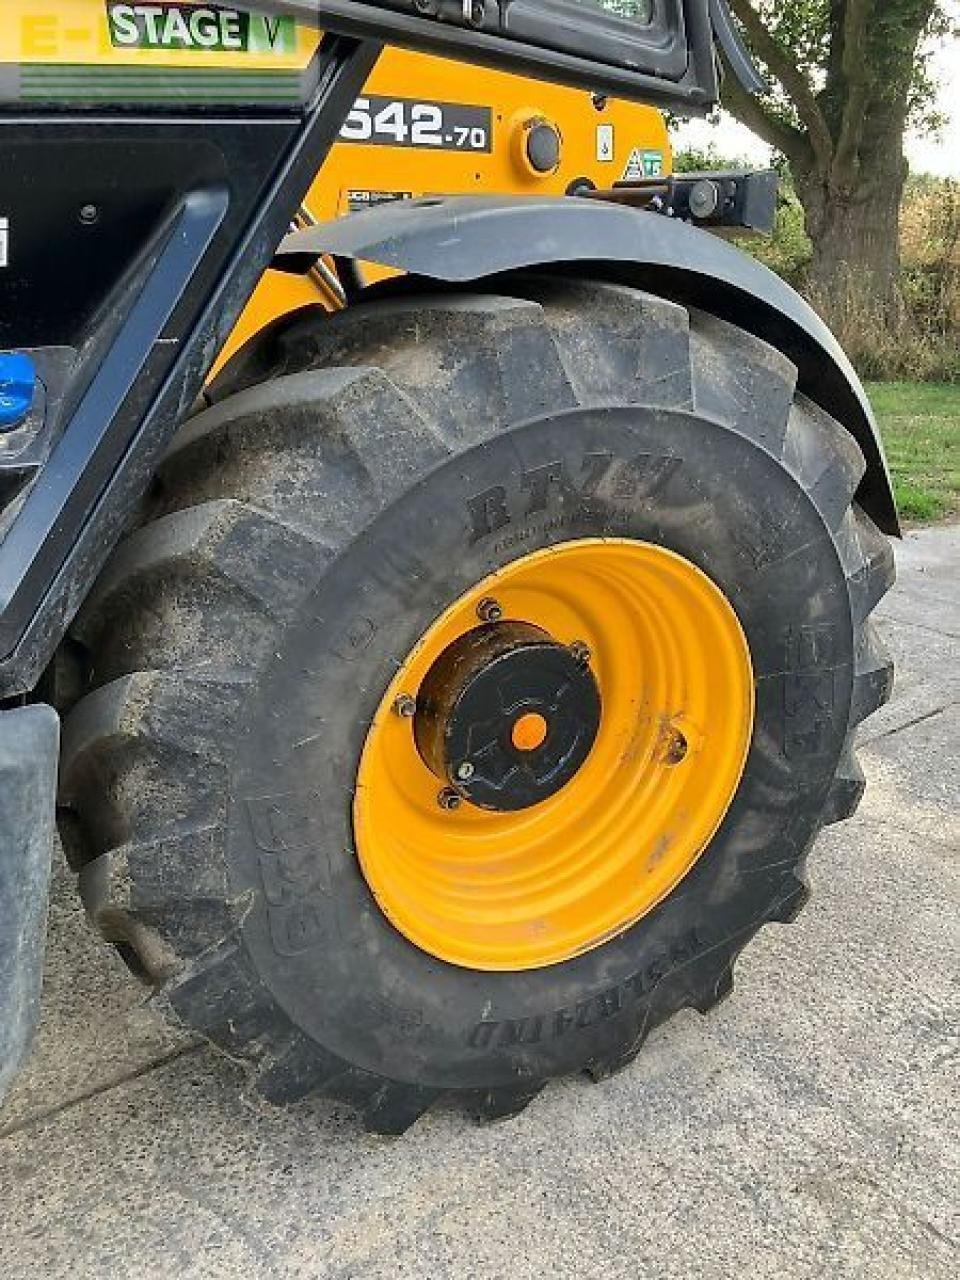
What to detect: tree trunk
<box><xmin>796</xmin><ymin>108</ymin><xmax>910</xmax><ymax>314</ymax></box>
<box><xmin>800</xmin><ymin>165</ymin><xmax>907</xmax><ymax>311</ymax></box>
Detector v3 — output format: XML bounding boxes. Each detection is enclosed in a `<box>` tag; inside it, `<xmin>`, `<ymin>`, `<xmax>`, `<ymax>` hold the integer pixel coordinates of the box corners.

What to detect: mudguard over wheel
<box><xmin>58</xmin><ymin>279</ymin><xmax>894</xmax><ymax>1133</ymax></box>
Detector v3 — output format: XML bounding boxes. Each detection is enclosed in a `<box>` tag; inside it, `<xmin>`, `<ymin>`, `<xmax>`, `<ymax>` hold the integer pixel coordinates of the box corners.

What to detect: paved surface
<box><xmin>1</xmin><ymin>525</ymin><xmax>957</xmax><ymax>1280</ymax></box>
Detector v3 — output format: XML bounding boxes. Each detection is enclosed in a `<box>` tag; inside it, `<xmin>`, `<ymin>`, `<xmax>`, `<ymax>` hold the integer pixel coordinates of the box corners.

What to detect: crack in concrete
<box><xmin>864</xmin><ymin>702</ymin><xmax>957</xmax><ymax>744</ymax></box>
<box><xmin>876</xmin><ymin>612</ymin><xmax>960</xmax><ymax>641</ymax></box>
<box><xmin>0</xmin><ymin>1043</ymin><xmax>204</xmax><ymax>1143</ymax></box>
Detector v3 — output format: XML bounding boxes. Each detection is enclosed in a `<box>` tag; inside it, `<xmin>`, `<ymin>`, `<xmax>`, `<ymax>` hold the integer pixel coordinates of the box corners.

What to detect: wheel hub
<box><xmin>413</xmin><ymin>621</ymin><xmax>602</xmax><ymax>812</ymax></box>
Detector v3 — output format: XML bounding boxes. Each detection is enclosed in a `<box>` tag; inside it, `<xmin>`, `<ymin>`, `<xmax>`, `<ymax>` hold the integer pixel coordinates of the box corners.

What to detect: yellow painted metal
<box><xmin>6</xmin><ymin>3</ymin><xmax>666</xmax><ymax>178</ymax></box>
<box><xmin>354</xmin><ymin>539</ymin><xmax>755</xmax><ymax>972</ymax></box>
<box><xmin>320</xmin><ymin>48</ymin><xmax>671</xmax><ymax>212</ymax></box>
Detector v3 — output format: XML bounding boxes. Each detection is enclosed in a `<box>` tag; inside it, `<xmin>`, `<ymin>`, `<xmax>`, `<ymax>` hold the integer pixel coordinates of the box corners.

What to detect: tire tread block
<box><xmin>822</xmin><ymin>748</ymin><xmax>867</xmax><ymax>825</ymax></box>
<box><xmin>471</xmin><ymin>1084</ymin><xmax>545</xmax><ymax>1122</ymax></box>
<box><xmin>255</xmin><ymin>1033</ymin><xmax>346</xmax><ymax>1106</ymax></box>
<box><xmin>279</xmin><ymin>294</ymin><xmax>581</xmax><ymax>450</ymax></box>
<box><xmin>165</xmin><ymin>942</ymin><xmax>289</xmax><ymax>1057</ymax></box>
<box><xmin>73</xmin><ymin>501</ymin><xmax>327</xmax><ymax>683</ymax></box>
<box><xmin>159</xmin><ymin>367</ymin><xmax>450</xmax><ymax>540</ymax></box>
<box><xmin>689</xmin><ymin>310</ymin><xmax>797</xmax><ymax>457</ymax></box>
<box><xmin>851</xmin><ymin>621</ymin><xmax>895</xmax><ymax>728</ymax></box>
<box><xmin>783</xmin><ymin>395</ymin><xmax>866</xmax><ymax>530</ymax></box>
<box><xmin>845</xmin><ymin>510</ymin><xmax>896</xmax><ymax>625</ymax></box>
<box><xmin>512</xmin><ymin>277</ymin><xmax>694</xmax><ymax>411</ymax></box>
<box><xmin>60</xmin><ymin>673</ymin><xmax>244</xmax><ymax>862</ymax></box>
<box><xmin>78</xmin><ymin>828</ymin><xmax>240</xmax><ymax>969</ymax></box>
<box><xmin>361</xmin><ymin>1082</ymin><xmax>443</xmax><ymax>1136</ymax></box>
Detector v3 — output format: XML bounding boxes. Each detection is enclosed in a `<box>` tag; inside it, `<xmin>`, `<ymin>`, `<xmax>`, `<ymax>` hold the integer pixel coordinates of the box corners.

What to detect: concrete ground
<box><xmin>1</xmin><ymin>525</ymin><xmax>957</xmax><ymax>1280</ymax></box>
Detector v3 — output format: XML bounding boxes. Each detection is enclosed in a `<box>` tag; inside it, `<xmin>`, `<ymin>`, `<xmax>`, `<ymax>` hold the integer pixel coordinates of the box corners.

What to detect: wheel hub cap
<box><xmin>413</xmin><ymin>621</ymin><xmax>602</xmax><ymax>812</ymax></box>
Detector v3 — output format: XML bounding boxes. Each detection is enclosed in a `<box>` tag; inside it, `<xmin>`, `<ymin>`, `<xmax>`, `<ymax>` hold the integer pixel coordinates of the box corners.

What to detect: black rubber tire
<box><xmin>58</xmin><ymin>278</ymin><xmax>895</xmax><ymax>1134</ymax></box>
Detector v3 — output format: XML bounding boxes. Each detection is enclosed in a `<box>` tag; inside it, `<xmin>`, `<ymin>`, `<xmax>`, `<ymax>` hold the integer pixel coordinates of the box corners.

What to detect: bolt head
<box><xmin>456</xmin><ymin>761</ymin><xmax>475</xmax><ymax>781</ymax></box>
<box><xmin>438</xmin><ymin>788</ymin><xmax>462</xmax><ymax>812</ymax></box>
<box><xmin>569</xmin><ymin>640</ymin><xmax>591</xmax><ymax>667</ymax></box>
<box><xmin>477</xmin><ymin>597</ymin><xmax>503</xmax><ymax>624</ymax></box>
<box><xmin>393</xmin><ymin>693</ymin><xmax>417</xmax><ymax>719</ymax></box>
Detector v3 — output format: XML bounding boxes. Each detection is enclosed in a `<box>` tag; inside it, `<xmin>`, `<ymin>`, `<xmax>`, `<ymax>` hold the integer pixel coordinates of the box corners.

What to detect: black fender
<box><xmin>275</xmin><ymin>196</ymin><xmax>898</xmax><ymax>536</ymax></box>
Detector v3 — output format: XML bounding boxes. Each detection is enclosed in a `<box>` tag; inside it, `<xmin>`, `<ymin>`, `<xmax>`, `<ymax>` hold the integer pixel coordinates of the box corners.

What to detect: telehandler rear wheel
<box><xmin>58</xmin><ymin>279</ymin><xmax>894</xmax><ymax>1133</ymax></box>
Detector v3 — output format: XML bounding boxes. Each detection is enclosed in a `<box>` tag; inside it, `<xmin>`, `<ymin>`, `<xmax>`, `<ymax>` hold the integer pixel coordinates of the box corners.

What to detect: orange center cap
<box><xmin>511</xmin><ymin>712</ymin><xmax>549</xmax><ymax>752</ymax></box>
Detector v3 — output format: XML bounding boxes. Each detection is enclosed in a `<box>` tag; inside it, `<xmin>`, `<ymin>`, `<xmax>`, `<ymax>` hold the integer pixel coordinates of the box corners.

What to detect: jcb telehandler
<box><xmin>0</xmin><ymin>1</ymin><xmax>896</xmax><ymax>1133</ymax></box>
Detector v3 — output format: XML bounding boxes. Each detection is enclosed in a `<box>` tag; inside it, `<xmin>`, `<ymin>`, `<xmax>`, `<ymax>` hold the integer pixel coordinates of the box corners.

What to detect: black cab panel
<box><xmin>274</xmin><ymin>0</ymin><xmax>721</xmax><ymax>109</ymax></box>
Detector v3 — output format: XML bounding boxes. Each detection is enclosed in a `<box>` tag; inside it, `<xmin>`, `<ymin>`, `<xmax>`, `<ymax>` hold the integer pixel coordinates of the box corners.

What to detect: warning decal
<box><xmin>622</xmin><ymin>148</ymin><xmax>664</xmax><ymax>181</ymax></box>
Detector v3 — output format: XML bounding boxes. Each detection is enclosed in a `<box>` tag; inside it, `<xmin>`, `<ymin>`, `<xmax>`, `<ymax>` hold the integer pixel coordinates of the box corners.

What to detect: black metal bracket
<box><xmin>583</xmin><ymin>169</ymin><xmax>779</xmax><ymax>236</ymax></box>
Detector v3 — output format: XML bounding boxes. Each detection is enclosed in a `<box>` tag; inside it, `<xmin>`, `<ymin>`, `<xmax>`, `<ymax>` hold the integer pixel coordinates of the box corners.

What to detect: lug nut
<box><xmin>456</xmin><ymin>761</ymin><xmax>475</xmax><ymax>781</ymax></box>
<box><xmin>477</xmin><ymin>597</ymin><xmax>503</xmax><ymax>623</ymax></box>
<box><xmin>393</xmin><ymin>693</ymin><xmax>417</xmax><ymax>719</ymax></box>
<box><xmin>663</xmin><ymin>729</ymin><xmax>688</xmax><ymax>765</ymax></box>
<box><xmin>438</xmin><ymin>787</ymin><xmax>462</xmax><ymax>811</ymax></box>
<box><xmin>569</xmin><ymin>640</ymin><xmax>591</xmax><ymax>667</ymax></box>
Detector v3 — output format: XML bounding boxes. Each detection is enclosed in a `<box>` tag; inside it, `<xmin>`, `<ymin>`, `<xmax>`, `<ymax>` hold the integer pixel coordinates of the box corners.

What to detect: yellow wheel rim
<box><xmin>353</xmin><ymin>538</ymin><xmax>755</xmax><ymax>971</ymax></box>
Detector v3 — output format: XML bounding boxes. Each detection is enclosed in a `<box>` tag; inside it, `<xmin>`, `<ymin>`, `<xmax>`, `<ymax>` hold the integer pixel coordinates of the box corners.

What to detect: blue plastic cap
<box><xmin>0</xmin><ymin>352</ymin><xmax>37</xmax><ymax>431</ymax></box>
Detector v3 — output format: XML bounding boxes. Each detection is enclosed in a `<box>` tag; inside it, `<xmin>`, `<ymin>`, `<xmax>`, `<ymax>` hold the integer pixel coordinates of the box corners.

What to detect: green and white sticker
<box><xmin>106</xmin><ymin>3</ymin><xmax>297</xmax><ymax>54</ymax></box>
<box><xmin>623</xmin><ymin>147</ymin><xmax>664</xmax><ymax>180</ymax></box>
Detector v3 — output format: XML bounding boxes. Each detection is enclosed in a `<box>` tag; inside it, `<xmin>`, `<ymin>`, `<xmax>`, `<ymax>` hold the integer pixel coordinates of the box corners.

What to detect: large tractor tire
<box><xmin>58</xmin><ymin>279</ymin><xmax>894</xmax><ymax>1133</ymax></box>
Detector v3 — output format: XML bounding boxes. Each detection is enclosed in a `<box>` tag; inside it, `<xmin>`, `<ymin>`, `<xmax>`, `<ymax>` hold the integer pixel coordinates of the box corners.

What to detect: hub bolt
<box><xmin>569</xmin><ymin>640</ymin><xmax>592</xmax><ymax>667</ymax></box>
<box><xmin>438</xmin><ymin>787</ymin><xmax>463</xmax><ymax>812</ymax></box>
<box><xmin>477</xmin><ymin>597</ymin><xmax>503</xmax><ymax>623</ymax></box>
<box><xmin>663</xmin><ymin>729</ymin><xmax>688</xmax><ymax>765</ymax></box>
<box><xmin>393</xmin><ymin>693</ymin><xmax>417</xmax><ymax>719</ymax></box>
<box><xmin>456</xmin><ymin>761</ymin><xmax>475</xmax><ymax>781</ymax></box>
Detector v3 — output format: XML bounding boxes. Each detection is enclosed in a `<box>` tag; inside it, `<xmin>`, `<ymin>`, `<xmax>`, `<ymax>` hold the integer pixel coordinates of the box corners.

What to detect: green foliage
<box><xmin>900</xmin><ymin>177</ymin><xmax>960</xmax><ymax>324</ymax></box>
<box><xmin>809</xmin><ymin>268</ymin><xmax>960</xmax><ymax>384</ymax></box>
<box><xmin>732</xmin><ymin>0</ymin><xmax>831</xmax><ymax>135</ymax></box>
<box><xmin>671</xmin><ymin>144</ymin><xmax>750</xmax><ymax>173</ymax></box>
<box><xmin>728</xmin><ymin>0</ymin><xmax>953</xmax><ymax>143</ymax></box>
<box><xmin>894</xmin><ymin>482</ymin><xmax>943</xmax><ymax>520</ymax></box>
<box><xmin>867</xmin><ymin>381</ymin><xmax>960</xmax><ymax>520</ymax></box>
<box><xmin>751</xmin><ymin>183</ymin><xmax>812</xmax><ymax>287</ymax></box>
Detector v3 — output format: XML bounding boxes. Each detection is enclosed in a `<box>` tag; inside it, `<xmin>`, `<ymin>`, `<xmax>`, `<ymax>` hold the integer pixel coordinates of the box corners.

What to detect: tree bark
<box><xmin>798</xmin><ymin>143</ymin><xmax>908</xmax><ymax>309</ymax></box>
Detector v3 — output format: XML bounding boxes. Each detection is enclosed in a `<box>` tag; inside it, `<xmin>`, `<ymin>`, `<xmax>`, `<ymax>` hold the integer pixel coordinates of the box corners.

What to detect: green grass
<box><xmin>866</xmin><ymin>381</ymin><xmax>960</xmax><ymax>522</ymax></box>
